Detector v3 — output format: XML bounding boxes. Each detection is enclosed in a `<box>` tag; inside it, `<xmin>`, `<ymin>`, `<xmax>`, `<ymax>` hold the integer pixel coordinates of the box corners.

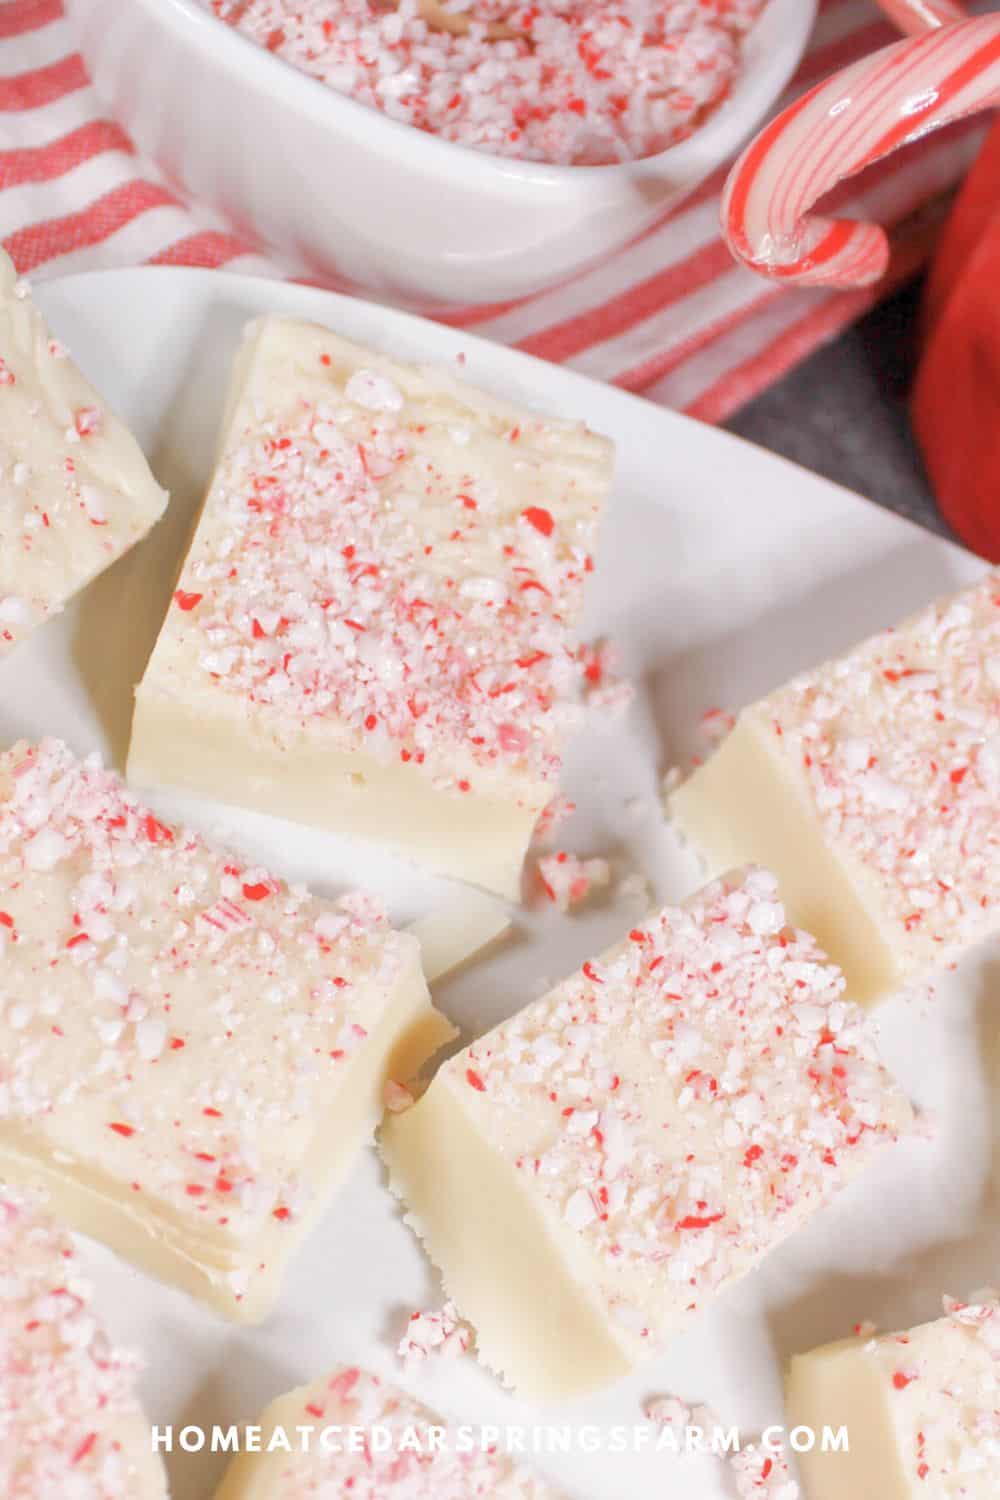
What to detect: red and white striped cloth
<box><xmin>0</xmin><ymin>0</ymin><xmax>988</xmax><ymax>421</ymax></box>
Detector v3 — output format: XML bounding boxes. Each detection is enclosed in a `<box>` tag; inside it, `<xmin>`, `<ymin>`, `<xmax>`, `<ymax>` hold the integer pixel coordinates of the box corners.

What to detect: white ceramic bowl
<box><xmin>65</xmin><ymin>0</ymin><xmax>817</xmax><ymax>305</ymax></box>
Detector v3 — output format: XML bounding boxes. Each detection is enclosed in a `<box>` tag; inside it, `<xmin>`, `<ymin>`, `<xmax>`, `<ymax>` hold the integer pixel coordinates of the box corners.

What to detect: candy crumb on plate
<box><xmin>535</xmin><ymin>850</ymin><xmax>612</xmax><ymax>912</ymax></box>
<box><xmin>397</xmin><ymin>1300</ymin><xmax>474</xmax><ymax>1368</ymax></box>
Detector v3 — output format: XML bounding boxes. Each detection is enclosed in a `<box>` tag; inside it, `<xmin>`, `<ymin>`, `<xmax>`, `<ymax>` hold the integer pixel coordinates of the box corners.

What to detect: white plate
<box><xmin>5</xmin><ymin>268</ymin><xmax>993</xmax><ymax>1500</ymax></box>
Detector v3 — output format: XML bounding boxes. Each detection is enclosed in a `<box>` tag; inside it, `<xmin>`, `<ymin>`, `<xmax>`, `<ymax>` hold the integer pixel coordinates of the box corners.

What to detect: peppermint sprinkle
<box><xmin>207</xmin><ymin>0</ymin><xmax>764</xmax><ymax>166</ymax></box>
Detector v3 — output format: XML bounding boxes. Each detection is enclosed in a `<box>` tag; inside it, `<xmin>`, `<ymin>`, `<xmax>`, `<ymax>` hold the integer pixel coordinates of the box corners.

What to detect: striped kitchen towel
<box><xmin>0</xmin><ymin>0</ymin><xmax>987</xmax><ymax>421</ymax></box>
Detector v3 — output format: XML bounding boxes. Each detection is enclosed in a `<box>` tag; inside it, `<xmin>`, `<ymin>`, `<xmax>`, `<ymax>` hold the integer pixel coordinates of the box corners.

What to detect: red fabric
<box><xmin>922</xmin><ymin>114</ymin><xmax>1000</xmax><ymax>337</ymax></box>
<box><xmin>914</xmin><ymin>130</ymin><xmax>1000</xmax><ymax>560</ymax></box>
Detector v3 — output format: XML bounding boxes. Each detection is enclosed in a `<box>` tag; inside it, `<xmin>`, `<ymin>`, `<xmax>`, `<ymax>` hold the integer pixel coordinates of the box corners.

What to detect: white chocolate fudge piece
<box><xmin>1</xmin><ymin>1185</ymin><xmax>167</xmax><ymax>1500</ymax></box>
<box><xmin>786</xmin><ymin>1294</ymin><xmax>1000</xmax><ymax>1498</ymax></box>
<box><xmin>0</xmin><ymin>739</ymin><xmax>453</xmax><ymax>1321</ymax></box>
<box><xmin>128</xmin><ymin>317</ymin><xmax>611</xmax><ymax>899</ymax></box>
<box><xmin>408</xmin><ymin>886</ymin><xmax>512</xmax><ymax>984</ymax></box>
<box><xmin>383</xmin><ymin>868</ymin><xmax>913</xmax><ymax>1399</ymax></box>
<box><xmin>213</xmin><ymin>1364</ymin><xmax>565</xmax><ymax>1500</ymax></box>
<box><xmin>671</xmin><ymin>574</ymin><xmax>1000</xmax><ymax>1005</ymax></box>
<box><xmin>0</xmin><ymin>250</ymin><xmax>166</xmax><ymax>655</ymax></box>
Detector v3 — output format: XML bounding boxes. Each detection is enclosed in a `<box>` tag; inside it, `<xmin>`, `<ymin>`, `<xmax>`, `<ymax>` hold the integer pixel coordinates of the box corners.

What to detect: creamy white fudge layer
<box><xmin>213</xmin><ymin>1364</ymin><xmax>565</xmax><ymax>1499</ymax></box>
<box><xmin>1</xmin><ymin>1185</ymin><xmax>167</xmax><ymax>1500</ymax></box>
<box><xmin>0</xmin><ymin>250</ymin><xmax>166</xmax><ymax>656</ymax></box>
<box><xmin>128</xmin><ymin>317</ymin><xmax>611</xmax><ymax>899</ymax></box>
<box><xmin>671</xmin><ymin>573</ymin><xmax>1000</xmax><ymax>1005</ymax></box>
<box><xmin>0</xmin><ymin>739</ymin><xmax>452</xmax><ymax>1321</ymax></box>
<box><xmin>383</xmin><ymin>868</ymin><xmax>913</xmax><ymax>1398</ymax></box>
<box><xmin>786</xmin><ymin>1294</ymin><xmax>1000</xmax><ymax>1498</ymax></box>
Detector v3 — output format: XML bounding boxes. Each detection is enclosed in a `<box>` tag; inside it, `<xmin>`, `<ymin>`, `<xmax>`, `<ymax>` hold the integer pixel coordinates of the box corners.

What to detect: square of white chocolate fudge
<box><xmin>670</xmin><ymin>573</ymin><xmax>1000</xmax><ymax>1005</ymax></box>
<box><xmin>128</xmin><ymin>316</ymin><xmax>612</xmax><ymax>899</ymax></box>
<box><xmin>0</xmin><ymin>249</ymin><xmax>167</xmax><ymax>655</ymax></box>
<box><xmin>0</xmin><ymin>739</ymin><xmax>453</xmax><ymax>1321</ymax></box>
<box><xmin>1</xmin><ymin>1184</ymin><xmax>167</xmax><ymax>1500</ymax></box>
<box><xmin>213</xmin><ymin>1364</ymin><xmax>565</xmax><ymax>1499</ymax></box>
<box><xmin>786</xmin><ymin>1294</ymin><xmax>1000</xmax><ymax>1498</ymax></box>
<box><xmin>382</xmin><ymin>868</ymin><xmax>913</xmax><ymax>1399</ymax></box>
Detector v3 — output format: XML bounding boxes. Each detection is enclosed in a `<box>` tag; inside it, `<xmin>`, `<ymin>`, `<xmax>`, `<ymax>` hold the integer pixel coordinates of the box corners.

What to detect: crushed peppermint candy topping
<box><xmin>255</xmin><ymin>1365</ymin><xmax>565</xmax><ymax>1496</ymax></box>
<box><xmin>580</xmin><ymin>637</ymin><xmax>635</xmax><ymax>716</ymax></box>
<box><xmin>0</xmin><ymin>249</ymin><xmax>165</xmax><ymax>659</ymax></box>
<box><xmin>398</xmin><ymin>1300</ymin><xmax>473</xmax><ymax>1367</ymax></box>
<box><xmin>943</xmin><ymin>1289</ymin><xmax>1000</xmax><ymax>1339</ymax></box>
<box><xmin>752</xmin><ymin>573</ymin><xmax>1000</xmax><ymax>970</ymax></box>
<box><xmin>841</xmin><ymin>1294</ymin><xmax>1000</xmax><ymax>1489</ymax></box>
<box><xmin>0</xmin><ymin>1186</ymin><xmax>166</xmax><ymax>1499</ymax></box>
<box><xmin>149</xmin><ymin>323</ymin><xmax>608</xmax><ymax>797</ymax></box>
<box><xmin>729</xmin><ymin>1443</ymin><xmax>799</xmax><ymax>1500</ymax></box>
<box><xmin>0</xmin><ymin>739</ymin><xmax>413</xmax><ymax>1271</ymax></box>
<box><xmin>445</xmin><ymin>868</ymin><xmax>912</xmax><ymax>1353</ymax></box>
<box><xmin>206</xmin><ymin>0</ymin><xmax>764</xmax><ymax>166</ymax></box>
<box><xmin>643</xmin><ymin>1394</ymin><xmax>691</xmax><ymax>1436</ymax></box>
<box><xmin>536</xmin><ymin>850</ymin><xmax>611</xmax><ymax>911</ymax></box>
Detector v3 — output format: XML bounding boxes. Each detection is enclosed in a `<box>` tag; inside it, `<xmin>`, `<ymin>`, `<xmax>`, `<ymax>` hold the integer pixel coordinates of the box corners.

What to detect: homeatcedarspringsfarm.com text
<box><xmin>151</xmin><ymin>1422</ymin><xmax>849</xmax><ymax>1457</ymax></box>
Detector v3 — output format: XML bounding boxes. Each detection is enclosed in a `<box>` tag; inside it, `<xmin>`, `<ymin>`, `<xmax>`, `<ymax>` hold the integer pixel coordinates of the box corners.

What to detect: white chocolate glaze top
<box><xmin>751</xmin><ymin>573</ymin><xmax>1000</xmax><ymax>973</ymax></box>
<box><xmin>445</xmin><ymin>868</ymin><xmax>912</xmax><ymax>1354</ymax></box>
<box><xmin>0</xmin><ymin>739</ymin><xmax>416</xmax><ymax>1263</ymax></box>
<box><xmin>0</xmin><ymin>250</ymin><xmax>166</xmax><ymax>655</ymax></box>
<box><xmin>143</xmin><ymin>317</ymin><xmax>610</xmax><ymax>799</ymax></box>
<box><xmin>0</xmin><ymin>1185</ymin><xmax>166</xmax><ymax>1499</ymax></box>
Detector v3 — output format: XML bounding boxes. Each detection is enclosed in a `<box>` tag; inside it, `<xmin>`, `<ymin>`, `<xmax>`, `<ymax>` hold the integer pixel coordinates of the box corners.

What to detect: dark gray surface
<box><xmin>725</xmin><ymin>279</ymin><xmax>958</xmax><ymax>544</ymax></box>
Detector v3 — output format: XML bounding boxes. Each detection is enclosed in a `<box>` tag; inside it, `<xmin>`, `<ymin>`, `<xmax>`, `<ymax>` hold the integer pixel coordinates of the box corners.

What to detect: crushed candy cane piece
<box><xmin>398</xmin><ymin>1301</ymin><xmax>473</xmax><ymax>1367</ymax></box>
<box><xmin>580</xmin><ymin>637</ymin><xmax>635</xmax><ymax>716</ymax></box>
<box><xmin>644</xmin><ymin>1394</ymin><xmax>691</xmax><ymax>1435</ymax></box>
<box><xmin>536</xmin><ymin>851</ymin><xmax>611</xmax><ymax>911</ymax></box>
<box><xmin>729</xmin><ymin>1443</ymin><xmax>799</xmax><ymax>1499</ymax></box>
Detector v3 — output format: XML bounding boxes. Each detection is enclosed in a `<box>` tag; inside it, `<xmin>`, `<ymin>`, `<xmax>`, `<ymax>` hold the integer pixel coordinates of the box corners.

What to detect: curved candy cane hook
<box><xmin>879</xmin><ymin>0</ymin><xmax>967</xmax><ymax>33</ymax></box>
<box><xmin>722</xmin><ymin>14</ymin><xmax>1000</xmax><ymax>288</ymax></box>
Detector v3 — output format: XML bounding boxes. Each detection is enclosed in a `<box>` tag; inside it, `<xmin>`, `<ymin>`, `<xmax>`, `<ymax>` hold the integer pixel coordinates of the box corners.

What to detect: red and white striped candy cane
<box><xmin>879</xmin><ymin>0</ymin><xmax>966</xmax><ymax>33</ymax></box>
<box><xmin>722</xmin><ymin>12</ymin><xmax>1000</xmax><ymax>289</ymax></box>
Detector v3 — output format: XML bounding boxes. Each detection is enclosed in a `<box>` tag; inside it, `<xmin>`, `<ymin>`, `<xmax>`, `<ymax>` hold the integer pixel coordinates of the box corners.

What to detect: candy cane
<box><xmin>878</xmin><ymin>0</ymin><xmax>967</xmax><ymax>33</ymax></box>
<box><xmin>722</xmin><ymin>16</ymin><xmax>1000</xmax><ymax>289</ymax></box>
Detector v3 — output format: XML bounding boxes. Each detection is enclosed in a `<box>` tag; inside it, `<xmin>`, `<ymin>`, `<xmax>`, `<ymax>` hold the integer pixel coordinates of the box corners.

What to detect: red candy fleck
<box><xmin>74</xmin><ymin>407</ymin><xmax>101</xmax><ymax>438</ymax></box>
<box><xmin>676</xmin><ymin>1212</ymin><xmax>724</xmax><ymax>1231</ymax></box>
<box><xmin>142</xmin><ymin>814</ymin><xmax>174</xmax><ymax>845</ymax></box>
<box><xmin>71</xmin><ymin>1432</ymin><xmax>97</xmax><ymax>1466</ymax></box>
<box><xmin>522</xmin><ymin>506</ymin><xmax>554</xmax><ymax>537</ymax></box>
<box><xmin>242</xmin><ymin>881</ymin><xmax>273</xmax><ymax>901</ymax></box>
